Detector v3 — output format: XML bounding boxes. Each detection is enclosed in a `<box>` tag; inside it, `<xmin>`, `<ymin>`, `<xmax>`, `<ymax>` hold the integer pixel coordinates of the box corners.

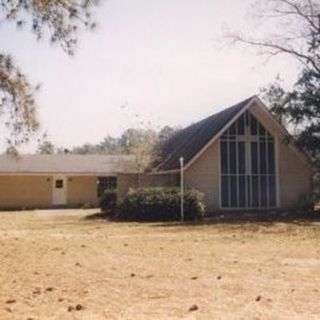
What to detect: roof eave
<box><xmin>0</xmin><ymin>171</ymin><xmax>138</xmax><ymax>176</ymax></box>
<box><xmin>154</xmin><ymin>96</ymin><xmax>258</xmax><ymax>173</ymax></box>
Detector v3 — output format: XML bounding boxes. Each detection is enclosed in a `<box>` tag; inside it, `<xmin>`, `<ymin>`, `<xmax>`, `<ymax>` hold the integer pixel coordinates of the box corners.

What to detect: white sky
<box><xmin>0</xmin><ymin>0</ymin><xmax>300</xmax><ymax>151</ymax></box>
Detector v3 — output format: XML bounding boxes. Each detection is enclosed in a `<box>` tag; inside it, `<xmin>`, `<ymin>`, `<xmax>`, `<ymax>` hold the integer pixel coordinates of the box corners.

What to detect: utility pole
<box><xmin>179</xmin><ymin>157</ymin><xmax>184</xmax><ymax>222</ymax></box>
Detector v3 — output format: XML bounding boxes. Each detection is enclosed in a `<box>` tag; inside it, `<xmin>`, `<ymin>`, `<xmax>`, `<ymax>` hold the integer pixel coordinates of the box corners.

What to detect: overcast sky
<box><xmin>0</xmin><ymin>0</ymin><xmax>300</xmax><ymax>151</ymax></box>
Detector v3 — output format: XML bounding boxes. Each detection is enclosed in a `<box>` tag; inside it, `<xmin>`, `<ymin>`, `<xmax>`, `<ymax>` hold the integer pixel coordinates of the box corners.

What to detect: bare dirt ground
<box><xmin>0</xmin><ymin>209</ymin><xmax>320</xmax><ymax>320</ymax></box>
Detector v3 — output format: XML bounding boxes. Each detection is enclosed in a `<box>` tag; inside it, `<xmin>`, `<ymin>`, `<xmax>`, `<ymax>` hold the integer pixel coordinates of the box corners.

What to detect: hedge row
<box><xmin>100</xmin><ymin>187</ymin><xmax>205</xmax><ymax>222</ymax></box>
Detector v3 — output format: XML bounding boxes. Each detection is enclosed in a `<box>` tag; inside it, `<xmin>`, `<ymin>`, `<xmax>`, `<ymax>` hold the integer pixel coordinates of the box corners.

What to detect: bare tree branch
<box><xmin>227</xmin><ymin>0</ymin><xmax>320</xmax><ymax>73</ymax></box>
<box><xmin>230</xmin><ymin>34</ymin><xmax>320</xmax><ymax>73</ymax></box>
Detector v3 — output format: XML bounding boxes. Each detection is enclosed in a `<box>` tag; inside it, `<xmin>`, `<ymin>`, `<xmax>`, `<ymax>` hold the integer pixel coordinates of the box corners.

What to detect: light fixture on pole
<box><xmin>179</xmin><ymin>157</ymin><xmax>184</xmax><ymax>222</ymax></box>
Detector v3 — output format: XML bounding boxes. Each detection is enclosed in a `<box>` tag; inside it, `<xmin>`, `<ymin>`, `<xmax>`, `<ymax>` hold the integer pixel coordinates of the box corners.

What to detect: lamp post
<box><xmin>179</xmin><ymin>157</ymin><xmax>184</xmax><ymax>222</ymax></box>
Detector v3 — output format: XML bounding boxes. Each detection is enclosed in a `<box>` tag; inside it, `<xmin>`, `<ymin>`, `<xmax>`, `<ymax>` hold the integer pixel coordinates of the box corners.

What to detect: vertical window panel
<box><xmin>269</xmin><ymin>176</ymin><xmax>276</xmax><ymax>207</ymax></box>
<box><xmin>239</xmin><ymin>175</ymin><xmax>246</xmax><ymax>208</ymax></box>
<box><xmin>237</xmin><ymin>114</ymin><xmax>245</xmax><ymax>135</ymax></box>
<box><xmin>251</xmin><ymin>142</ymin><xmax>258</xmax><ymax>174</ymax></box>
<box><xmin>229</xmin><ymin>142</ymin><xmax>237</xmax><ymax>174</ymax></box>
<box><xmin>260</xmin><ymin>141</ymin><xmax>267</xmax><ymax>174</ymax></box>
<box><xmin>259</xmin><ymin>123</ymin><xmax>266</xmax><ymax>136</ymax></box>
<box><xmin>230</xmin><ymin>176</ymin><xmax>238</xmax><ymax>207</ymax></box>
<box><xmin>260</xmin><ymin>176</ymin><xmax>268</xmax><ymax>207</ymax></box>
<box><xmin>245</xmin><ymin>110</ymin><xmax>250</xmax><ymax>127</ymax></box>
<box><xmin>229</xmin><ymin>122</ymin><xmax>236</xmax><ymax>135</ymax></box>
<box><xmin>268</xmin><ymin>142</ymin><xmax>275</xmax><ymax>174</ymax></box>
<box><xmin>250</xmin><ymin>115</ymin><xmax>258</xmax><ymax>135</ymax></box>
<box><xmin>247</xmin><ymin>176</ymin><xmax>251</xmax><ymax>208</ymax></box>
<box><xmin>221</xmin><ymin>176</ymin><xmax>229</xmax><ymax>207</ymax></box>
<box><xmin>220</xmin><ymin>141</ymin><xmax>228</xmax><ymax>174</ymax></box>
<box><xmin>238</xmin><ymin>142</ymin><xmax>246</xmax><ymax>174</ymax></box>
<box><xmin>252</xmin><ymin>176</ymin><xmax>259</xmax><ymax>207</ymax></box>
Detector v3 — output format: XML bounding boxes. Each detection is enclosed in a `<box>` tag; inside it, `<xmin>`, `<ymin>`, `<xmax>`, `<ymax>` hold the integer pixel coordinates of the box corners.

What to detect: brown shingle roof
<box><xmin>0</xmin><ymin>154</ymin><xmax>137</xmax><ymax>175</ymax></box>
<box><xmin>155</xmin><ymin>96</ymin><xmax>256</xmax><ymax>171</ymax></box>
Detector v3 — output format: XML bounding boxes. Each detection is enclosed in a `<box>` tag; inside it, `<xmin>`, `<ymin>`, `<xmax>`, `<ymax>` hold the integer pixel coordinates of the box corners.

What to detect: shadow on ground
<box><xmin>154</xmin><ymin>210</ymin><xmax>320</xmax><ymax>228</ymax></box>
<box><xmin>83</xmin><ymin>212</ymin><xmax>109</xmax><ymax>220</ymax></box>
<box><xmin>83</xmin><ymin>210</ymin><xmax>320</xmax><ymax>227</ymax></box>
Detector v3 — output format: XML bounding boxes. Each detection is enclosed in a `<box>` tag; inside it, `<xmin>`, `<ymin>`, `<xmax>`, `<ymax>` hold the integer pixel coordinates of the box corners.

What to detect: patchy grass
<box><xmin>0</xmin><ymin>209</ymin><xmax>319</xmax><ymax>319</ymax></box>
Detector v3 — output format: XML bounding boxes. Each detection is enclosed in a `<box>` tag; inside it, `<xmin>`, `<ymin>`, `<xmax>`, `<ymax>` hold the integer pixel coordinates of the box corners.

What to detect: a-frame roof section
<box><xmin>155</xmin><ymin>96</ymin><xmax>256</xmax><ymax>172</ymax></box>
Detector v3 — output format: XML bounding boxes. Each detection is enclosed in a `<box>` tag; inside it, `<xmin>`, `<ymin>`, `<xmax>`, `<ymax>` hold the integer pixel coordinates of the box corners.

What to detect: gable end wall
<box><xmin>183</xmin><ymin>102</ymin><xmax>313</xmax><ymax>212</ymax></box>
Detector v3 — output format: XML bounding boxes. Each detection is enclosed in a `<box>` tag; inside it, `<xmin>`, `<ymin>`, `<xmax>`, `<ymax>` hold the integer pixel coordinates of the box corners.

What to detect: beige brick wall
<box><xmin>67</xmin><ymin>176</ymin><xmax>99</xmax><ymax>207</ymax></box>
<box><xmin>0</xmin><ymin>175</ymin><xmax>52</xmax><ymax>209</ymax></box>
<box><xmin>278</xmin><ymin>142</ymin><xmax>313</xmax><ymax>208</ymax></box>
<box><xmin>184</xmin><ymin>140</ymin><xmax>220</xmax><ymax>212</ymax></box>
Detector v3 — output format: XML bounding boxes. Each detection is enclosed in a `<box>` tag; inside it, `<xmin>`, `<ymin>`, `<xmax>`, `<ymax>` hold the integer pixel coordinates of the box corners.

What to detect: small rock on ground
<box><xmin>5</xmin><ymin>299</ymin><xmax>16</xmax><ymax>304</ymax></box>
<box><xmin>189</xmin><ymin>305</ymin><xmax>199</xmax><ymax>312</ymax></box>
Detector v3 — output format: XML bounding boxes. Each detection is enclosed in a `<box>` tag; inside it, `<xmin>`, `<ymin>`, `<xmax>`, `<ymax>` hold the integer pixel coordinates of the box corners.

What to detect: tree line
<box><xmin>37</xmin><ymin>126</ymin><xmax>180</xmax><ymax>172</ymax></box>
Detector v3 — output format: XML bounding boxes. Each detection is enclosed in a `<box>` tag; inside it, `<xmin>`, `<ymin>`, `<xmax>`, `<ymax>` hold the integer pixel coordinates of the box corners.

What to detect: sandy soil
<box><xmin>0</xmin><ymin>209</ymin><xmax>319</xmax><ymax>319</ymax></box>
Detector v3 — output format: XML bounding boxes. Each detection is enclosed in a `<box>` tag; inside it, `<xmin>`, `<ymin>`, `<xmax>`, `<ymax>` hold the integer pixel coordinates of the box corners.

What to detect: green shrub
<box><xmin>115</xmin><ymin>187</ymin><xmax>205</xmax><ymax>222</ymax></box>
<box><xmin>100</xmin><ymin>189</ymin><xmax>117</xmax><ymax>213</ymax></box>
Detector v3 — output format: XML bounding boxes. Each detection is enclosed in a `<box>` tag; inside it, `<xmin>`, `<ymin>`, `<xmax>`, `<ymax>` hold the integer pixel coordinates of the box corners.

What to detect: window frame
<box><xmin>219</xmin><ymin>110</ymin><xmax>278</xmax><ymax>210</ymax></box>
<box><xmin>55</xmin><ymin>179</ymin><xmax>64</xmax><ymax>189</ymax></box>
<box><xmin>97</xmin><ymin>176</ymin><xmax>117</xmax><ymax>198</ymax></box>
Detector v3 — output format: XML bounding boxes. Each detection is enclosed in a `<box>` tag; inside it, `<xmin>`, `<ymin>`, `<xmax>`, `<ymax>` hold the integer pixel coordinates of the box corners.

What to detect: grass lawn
<box><xmin>0</xmin><ymin>209</ymin><xmax>319</xmax><ymax>319</ymax></box>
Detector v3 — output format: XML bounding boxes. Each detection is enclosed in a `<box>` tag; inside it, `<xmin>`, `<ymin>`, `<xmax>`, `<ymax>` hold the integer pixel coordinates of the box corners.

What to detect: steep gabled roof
<box><xmin>0</xmin><ymin>154</ymin><xmax>137</xmax><ymax>175</ymax></box>
<box><xmin>155</xmin><ymin>96</ymin><xmax>256</xmax><ymax>172</ymax></box>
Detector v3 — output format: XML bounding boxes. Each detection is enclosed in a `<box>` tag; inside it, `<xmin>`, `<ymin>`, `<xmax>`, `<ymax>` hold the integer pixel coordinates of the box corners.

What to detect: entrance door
<box><xmin>52</xmin><ymin>176</ymin><xmax>67</xmax><ymax>205</ymax></box>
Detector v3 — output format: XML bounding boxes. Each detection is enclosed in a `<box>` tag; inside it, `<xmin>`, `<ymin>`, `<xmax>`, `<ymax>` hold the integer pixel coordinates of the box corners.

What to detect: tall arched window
<box><xmin>220</xmin><ymin>110</ymin><xmax>277</xmax><ymax>209</ymax></box>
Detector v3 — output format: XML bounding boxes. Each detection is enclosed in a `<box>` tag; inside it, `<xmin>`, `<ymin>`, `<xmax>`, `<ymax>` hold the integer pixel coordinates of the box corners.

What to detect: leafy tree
<box><xmin>69</xmin><ymin>128</ymin><xmax>160</xmax><ymax>182</ymax></box>
<box><xmin>150</xmin><ymin>125</ymin><xmax>180</xmax><ymax>168</ymax></box>
<box><xmin>70</xmin><ymin>143</ymin><xmax>101</xmax><ymax>155</ymax></box>
<box><xmin>56</xmin><ymin>147</ymin><xmax>70</xmax><ymax>155</ymax></box>
<box><xmin>158</xmin><ymin>125</ymin><xmax>178</xmax><ymax>143</ymax></box>
<box><xmin>99</xmin><ymin>135</ymin><xmax>122</xmax><ymax>154</ymax></box>
<box><xmin>0</xmin><ymin>0</ymin><xmax>98</xmax><ymax>151</ymax></box>
<box><xmin>120</xmin><ymin>128</ymin><xmax>158</xmax><ymax>184</ymax></box>
<box><xmin>260</xmin><ymin>76</ymin><xmax>289</xmax><ymax>126</ymax></box>
<box><xmin>0</xmin><ymin>54</ymin><xmax>39</xmax><ymax>149</ymax></box>
<box><xmin>37</xmin><ymin>140</ymin><xmax>55</xmax><ymax>154</ymax></box>
<box><xmin>119</xmin><ymin>128</ymin><xmax>157</xmax><ymax>153</ymax></box>
<box><xmin>261</xmin><ymin>71</ymin><xmax>320</xmax><ymax>159</ymax></box>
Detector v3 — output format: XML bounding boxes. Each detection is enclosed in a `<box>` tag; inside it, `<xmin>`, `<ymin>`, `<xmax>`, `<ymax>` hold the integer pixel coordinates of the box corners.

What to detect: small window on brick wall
<box><xmin>55</xmin><ymin>179</ymin><xmax>64</xmax><ymax>189</ymax></box>
<box><xmin>97</xmin><ymin>176</ymin><xmax>117</xmax><ymax>197</ymax></box>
